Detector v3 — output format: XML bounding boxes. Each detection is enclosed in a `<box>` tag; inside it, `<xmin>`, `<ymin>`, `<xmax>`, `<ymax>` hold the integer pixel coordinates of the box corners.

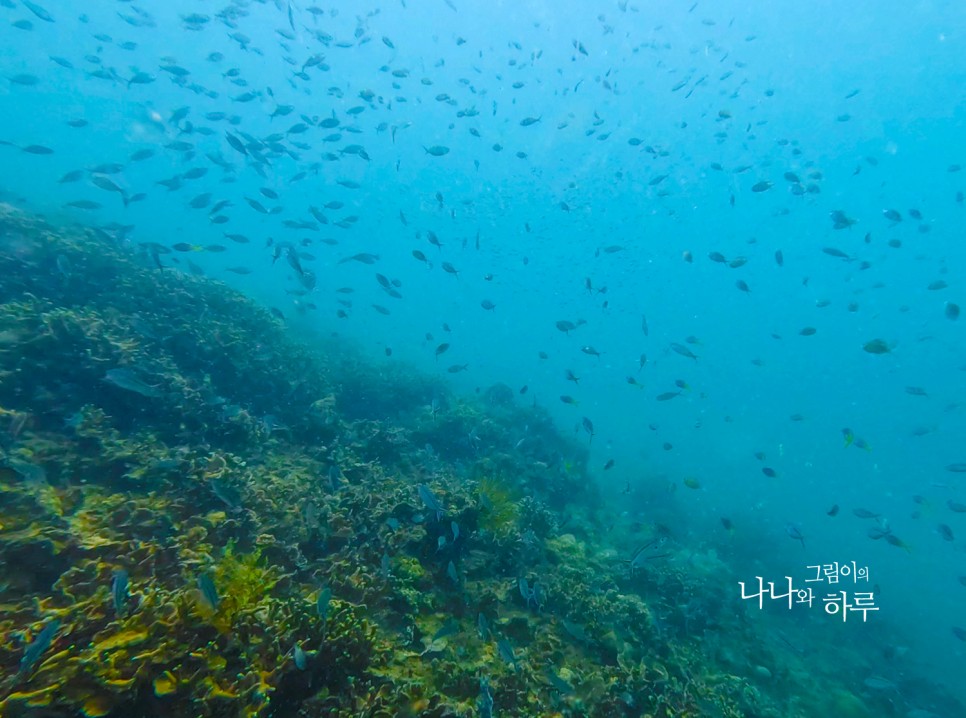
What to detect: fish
<box><xmin>945</xmin><ymin>463</ymin><xmax>966</xmax><ymax>473</ymax></box>
<box><xmin>785</xmin><ymin>524</ymin><xmax>806</xmax><ymax>549</ymax></box>
<box><xmin>423</xmin><ymin>145</ymin><xmax>450</xmax><ymax>156</ymax></box>
<box><xmin>418</xmin><ymin>484</ymin><xmax>444</xmax><ymax>521</ymax></box>
<box><xmin>545</xmin><ymin>667</ymin><xmax>574</xmax><ymax>694</ymax></box>
<box><xmin>339</xmin><ymin>253</ymin><xmax>380</xmax><ymax>265</ymax></box>
<box><xmin>829</xmin><ymin>210</ymin><xmax>857</xmax><ymax>229</ymax></box>
<box><xmin>317</xmin><ymin>587</ymin><xmax>332</xmax><ymax>620</ymax></box>
<box><xmin>18</xmin><ymin>619</ymin><xmax>60</xmax><ymax>678</ymax></box>
<box><xmin>197</xmin><ymin>573</ymin><xmax>220</xmax><ymax>612</ymax></box>
<box><xmin>433</xmin><ymin>619</ymin><xmax>460</xmax><ymax>643</ymax></box>
<box><xmin>478</xmin><ymin>677</ymin><xmax>495</xmax><ymax>718</ymax></box>
<box><xmin>112</xmin><ymin>569</ymin><xmax>130</xmax><ymax>616</ymax></box>
<box><xmin>65</xmin><ymin>199</ymin><xmax>102</xmax><ymax>210</ymax></box>
<box><xmin>497</xmin><ymin>638</ymin><xmax>517</xmax><ymax>669</ymax></box>
<box><xmin>863</xmin><ymin>676</ymin><xmax>898</xmax><ymax>691</ymax></box>
<box><xmin>852</xmin><ymin>508</ymin><xmax>880</xmax><ymax>519</ymax></box>
<box><xmin>210</xmin><ymin>479</ymin><xmax>242</xmax><ymax>511</ymax></box>
<box><xmin>103</xmin><ymin>368</ymin><xmax>161</xmax><ymax>398</ymax></box>
<box><xmin>822</xmin><ymin>247</ymin><xmax>852</xmax><ymax>260</ymax></box>
<box><xmin>863</xmin><ymin>339</ymin><xmax>891</xmax><ymax>355</ymax></box>
<box><xmin>670</xmin><ymin>343</ymin><xmax>698</xmax><ymax>360</ymax></box>
<box><xmin>293</xmin><ymin>643</ymin><xmax>307</xmax><ymax>670</ymax></box>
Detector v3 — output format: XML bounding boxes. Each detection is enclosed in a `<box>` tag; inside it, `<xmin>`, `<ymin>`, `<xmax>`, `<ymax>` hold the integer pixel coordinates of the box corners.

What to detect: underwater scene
<box><xmin>0</xmin><ymin>0</ymin><xmax>964</xmax><ymax>716</ymax></box>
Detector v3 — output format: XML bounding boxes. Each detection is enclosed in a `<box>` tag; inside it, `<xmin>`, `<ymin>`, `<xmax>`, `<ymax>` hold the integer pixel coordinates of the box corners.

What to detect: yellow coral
<box><xmin>197</xmin><ymin>541</ymin><xmax>284</xmax><ymax>633</ymax></box>
<box><xmin>153</xmin><ymin>670</ymin><xmax>178</xmax><ymax>697</ymax></box>
<box><xmin>477</xmin><ymin>475</ymin><xmax>520</xmax><ymax>535</ymax></box>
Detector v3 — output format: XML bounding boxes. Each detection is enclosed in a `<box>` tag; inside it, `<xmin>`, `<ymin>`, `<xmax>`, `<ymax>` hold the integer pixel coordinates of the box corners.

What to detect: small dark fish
<box><xmin>418</xmin><ymin>484</ymin><xmax>444</xmax><ymax>520</ymax></box>
<box><xmin>293</xmin><ymin>643</ymin><xmax>307</xmax><ymax>670</ymax></box>
<box><xmin>317</xmin><ymin>587</ymin><xmax>332</xmax><ymax>620</ymax></box>
<box><xmin>112</xmin><ymin>569</ymin><xmax>130</xmax><ymax>616</ymax></box>
<box><xmin>751</xmin><ymin>180</ymin><xmax>772</xmax><ymax>192</ymax></box>
<box><xmin>656</xmin><ymin>391</ymin><xmax>681</xmax><ymax>401</ymax></box>
<box><xmin>103</xmin><ymin>368</ymin><xmax>161</xmax><ymax>398</ymax></box>
<box><xmin>58</xmin><ymin>170</ymin><xmax>83</xmax><ymax>183</ymax></box>
<box><xmin>497</xmin><ymin>638</ymin><xmax>517</xmax><ymax>668</ymax></box>
<box><xmin>670</xmin><ymin>343</ymin><xmax>698</xmax><ymax>360</ymax></box>
<box><xmin>18</xmin><ymin>619</ymin><xmax>60</xmax><ymax>678</ymax></box>
<box><xmin>826</xmin><ymin>504</ymin><xmax>840</xmax><ymax>516</ymax></box>
<box><xmin>210</xmin><ymin>478</ymin><xmax>242</xmax><ymax>511</ymax></box>
<box><xmin>947</xmin><ymin>500</ymin><xmax>966</xmax><ymax>513</ymax></box>
<box><xmin>65</xmin><ymin>199</ymin><xmax>101</xmax><ymax>210</ymax></box>
<box><xmin>762</xmin><ymin>467</ymin><xmax>777</xmax><ymax>478</ymax></box>
<box><xmin>852</xmin><ymin>508</ymin><xmax>880</xmax><ymax>519</ymax></box>
<box><xmin>863</xmin><ymin>339</ymin><xmax>890</xmax><ymax>355</ymax></box>
<box><xmin>225</xmin><ymin>132</ymin><xmax>248</xmax><ymax>155</ymax></box>
<box><xmin>952</xmin><ymin>626</ymin><xmax>966</xmax><ymax>642</ymax></box>
<box><xmin>938</xmin><ymin>523</ymin><xmax>955</xmax><ymax>541</ymax></box>
<box><xmin>424</xmin><ymin>145</ymin><xmax>450</xmax><ymax>156</ymax></box>
<box><xmin>944</xmin><ymin>463</ymin><xmax>966</xmax><ymax>473</ymax></box>
<box><xmin>197</xmin><ymin>574</ymin><xmax>219</xmax><ymax>611</ymax></box>
<box><xmin>785</xmin><ymin>523</ymin><xmax>806</xmax><ymax>549</ymax></box>
<box><xmin>822</xmin><ymin>247</ymin><xmax>852</xmax><ymax>260</ymax></box>
<box><xmin>339</xmin><ymin>252</ymin><xmax>380</xmax><ymax>265</ymax></box>
<box><xmin>435</xmin><ymin>343</ymin><xmax>450</xmax><ymax>359</ymax></box>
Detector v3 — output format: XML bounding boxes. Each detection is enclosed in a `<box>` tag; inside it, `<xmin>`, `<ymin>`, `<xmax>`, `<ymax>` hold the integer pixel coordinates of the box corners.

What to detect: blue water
<box><xmin>2</xmin><ymin>0</ymin><xmax>965</xmax><ymax>709</ymax></box>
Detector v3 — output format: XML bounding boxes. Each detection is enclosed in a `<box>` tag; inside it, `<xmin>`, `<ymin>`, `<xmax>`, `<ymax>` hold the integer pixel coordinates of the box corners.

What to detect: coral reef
<box><xmin>0</xmin><ymin>205</ymin><xmax>961</xmax><ymax>717</ymax></box>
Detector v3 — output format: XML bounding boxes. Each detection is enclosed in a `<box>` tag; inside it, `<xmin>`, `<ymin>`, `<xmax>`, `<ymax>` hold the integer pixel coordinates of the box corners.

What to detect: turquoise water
<box><xmin>2</xmin><ymin>0</ymin><xmax>965</xmax><ymax>712</ymax></box>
